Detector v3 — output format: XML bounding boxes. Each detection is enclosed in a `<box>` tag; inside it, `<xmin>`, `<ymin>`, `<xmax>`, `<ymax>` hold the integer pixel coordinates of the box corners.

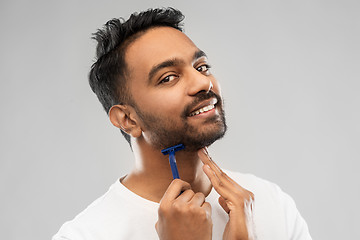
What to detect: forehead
<box><xmin>124</xmin><ymin>27</ymin><xmax>199</xmax><ymax>77</ymax></box>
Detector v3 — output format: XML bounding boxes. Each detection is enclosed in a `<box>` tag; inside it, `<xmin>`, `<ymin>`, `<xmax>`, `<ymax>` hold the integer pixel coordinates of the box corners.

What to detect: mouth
<box><xmin>188</xmin><ymin>98</ymin><xmax>218</xmax><ymax>117</ymax></box>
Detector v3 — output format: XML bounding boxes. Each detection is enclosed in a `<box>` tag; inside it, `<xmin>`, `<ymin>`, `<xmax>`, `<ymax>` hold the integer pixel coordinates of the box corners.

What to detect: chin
<box><xmin>148</xmin><ymin>112</ymin><xmax>227</xmax><ymax>152</ymax></box>
<box><xmin>182</xmin><ymin>122</ymin><xmax>227</xmax><ymax>152</ymax></box>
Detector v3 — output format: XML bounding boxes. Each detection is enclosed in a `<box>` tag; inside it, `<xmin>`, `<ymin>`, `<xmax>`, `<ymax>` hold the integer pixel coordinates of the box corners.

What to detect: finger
<box><xmin>203</xmin><ymin>164</ymin><xmax>245</xmax><ymax>204</ymax></box>
<box><xmin>198</xmin><ymin>148</ymin><xmax>237</xmax><ymax>187</ymax></box>
<box><xmin>199</xmin><ymin>148</ymin><xmax>244</xmax><ymax>190</ymax></box>
<box><xmin>176</xmin><ymin>189</ymin><xmax>195</xmax><ymax>202</ymax></box>
<box><xmin>160</xmin><ymin>179</ymin><xmax>191</xmax><ymax>203</ymax></box>
<box><xmin>199</xmin><ymin>149</ymin><xmax>252</xmax><ymax>204</ymax></box>
<box><xmin>218</xmin><ymin>196</ymin><xmax>230</xmax><ymax>214</ymax></box>
<box><xmin>198</xmin><ymin>147</ymin><xmax>222</xmax><ymax>175</ymax></box>
<box><xmin>201</xmin><ymin>202</ymin><xmax>212</xmax><ymax>218</ymax></box>
<box><xmin>189</xmin><ymin>192</ymin><xmax>206</xmax><ymax>206</ymax></box>
<box><xmin>202</xmin><ymin>164</ymin><xmax>231</xmax><ymax>199</ymax></box>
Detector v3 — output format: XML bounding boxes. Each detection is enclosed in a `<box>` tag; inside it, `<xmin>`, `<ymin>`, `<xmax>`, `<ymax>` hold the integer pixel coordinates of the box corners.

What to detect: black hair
<box><xmin>88</xmin><ymin>8</ymin><xmax>185</xmax><ymax>146</ymax></box>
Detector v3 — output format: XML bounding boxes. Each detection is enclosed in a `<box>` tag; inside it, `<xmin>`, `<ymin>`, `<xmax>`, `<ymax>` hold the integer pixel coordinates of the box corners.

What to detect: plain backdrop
<box><xmin>0</xmin><ymin>0</ymin><xmax>359</xmax><ymax>239</ymax></box>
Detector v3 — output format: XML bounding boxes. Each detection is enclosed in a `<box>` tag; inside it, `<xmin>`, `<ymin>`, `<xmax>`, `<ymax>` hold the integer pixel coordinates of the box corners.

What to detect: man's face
<box><xmin>124</xmin><ymin>27</ymin><xmax>226</xmax><ymax>151</ymax></box>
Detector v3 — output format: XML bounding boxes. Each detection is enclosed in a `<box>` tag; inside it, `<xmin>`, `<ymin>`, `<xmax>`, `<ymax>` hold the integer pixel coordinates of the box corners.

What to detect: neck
<box><xmin>121</xmin><ymin>138</ymin><xmax>212</xmax><ymax>203</ymax></box>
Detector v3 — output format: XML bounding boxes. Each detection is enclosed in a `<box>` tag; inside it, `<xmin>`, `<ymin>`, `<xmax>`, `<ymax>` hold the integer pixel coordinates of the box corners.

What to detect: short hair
<box><xmin>88</xmin><ymin>8</ymin><xmax>185</xmax><ymax>146</ymax></box>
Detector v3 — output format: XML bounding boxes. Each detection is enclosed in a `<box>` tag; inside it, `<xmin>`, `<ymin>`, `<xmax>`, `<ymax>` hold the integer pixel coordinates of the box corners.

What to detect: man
<box><xmin>53</xmin><ymin>8</ymin><xmax>311</xmax><ymax>240</ymax></box>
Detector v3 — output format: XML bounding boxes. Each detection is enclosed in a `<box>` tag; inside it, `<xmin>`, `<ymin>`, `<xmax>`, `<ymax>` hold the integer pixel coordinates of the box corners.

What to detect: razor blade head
<box><xmin>161</xmin><ymin>144</ymin><xmax>185</xmax><ymax>155</ymax></box>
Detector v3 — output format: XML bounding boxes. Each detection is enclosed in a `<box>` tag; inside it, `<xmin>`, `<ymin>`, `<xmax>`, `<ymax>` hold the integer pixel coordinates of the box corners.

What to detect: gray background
<box><xmin>1</xmin><ymin>0</ymin><xmax>359</xmax><ymax>239</ymax></box>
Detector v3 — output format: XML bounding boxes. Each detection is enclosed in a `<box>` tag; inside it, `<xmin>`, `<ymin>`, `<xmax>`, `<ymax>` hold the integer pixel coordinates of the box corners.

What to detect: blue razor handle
<box><xmin>169</xmin><ymin>152</ymin><xmax>180</xmax><ymax>179</ymax></box>
<box><xmin>161</xmin><ymin>144</ymin><xmax>185</xmax><ymax>180</ymax></box>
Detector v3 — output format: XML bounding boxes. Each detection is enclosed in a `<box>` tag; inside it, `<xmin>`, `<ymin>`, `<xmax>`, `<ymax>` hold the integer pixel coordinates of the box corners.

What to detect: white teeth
<box><xmin>189</xmin><ymin>104</ymin><xmax>215</xmax><ymax>116</ymax></box>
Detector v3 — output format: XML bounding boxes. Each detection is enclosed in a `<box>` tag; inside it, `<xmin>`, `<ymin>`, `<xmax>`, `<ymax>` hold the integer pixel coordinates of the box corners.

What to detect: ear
<box><xmin>109</xmin><ymin>105</ymin><xmax>142</xmax><ymax>138</ymax></box>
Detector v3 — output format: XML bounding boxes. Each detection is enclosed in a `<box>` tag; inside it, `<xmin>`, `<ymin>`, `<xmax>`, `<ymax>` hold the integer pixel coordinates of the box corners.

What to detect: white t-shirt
<box><xmin>53</xmin><ymin>171</ymin><xmax>312</xmax><ymax>240</ymax></box>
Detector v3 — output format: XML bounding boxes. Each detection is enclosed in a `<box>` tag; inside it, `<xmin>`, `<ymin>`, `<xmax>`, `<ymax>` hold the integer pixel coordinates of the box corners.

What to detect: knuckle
<box><xmin>198</xmin><ymin>209</ymin><xmax>207</xmax><ymax>219</ymax></box>
<box><xmin>158</xmin><ymin>204</ymin><xmax>167</xmax><ymax>216</ymax></box>
<box><xmin>185</xmin><ymin>189</ymin><xmax>195</xmax><ymax>195</ymax></box>
<box><xmin>172</xmin><ymin>201</ymin><xmax>180</xmax><ymax>210</ymax></box>
<box><xmin>204</xmin><ymin>201</ymin><xmax>212</xmax><ymax>209</ymax></box>
<box><xmin>172</xmin><ymin>178</ymin><xmax>183</xmax><ymax>185</ymax></box>
<box><xmin>194</xmin><ymin>192</ymin><xmax>205</xmax><ymax>199</ymax></box>
<box><xmin>199</xmin><ymin>208</ymin><xmax>212</xmax><ymax>222</ymax></box>
<box><xmin>217</xmin><ymin>180</ymin><xmax>225</xmax><ymax>188</ymax></box>
<box><xmin>172</xmin><ymin>201</ymin><xmax>185</xmax><ymax>213</ymax></box>
<box><xmin>219</xmin><ymin>171</ymin><xmax>226</xmax><ymax>178</ymax></box>
<box><xmin>188</xmin><ymin>204</ymin><xmax>197</xmax><ymax>213</ymax></box>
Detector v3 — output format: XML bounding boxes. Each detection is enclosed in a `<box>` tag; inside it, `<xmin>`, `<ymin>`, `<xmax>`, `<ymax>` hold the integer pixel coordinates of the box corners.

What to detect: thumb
<box><xmin>218</xmin><ymin>196</ymin><xmax>230</xmax><ymax>214</ymax></box>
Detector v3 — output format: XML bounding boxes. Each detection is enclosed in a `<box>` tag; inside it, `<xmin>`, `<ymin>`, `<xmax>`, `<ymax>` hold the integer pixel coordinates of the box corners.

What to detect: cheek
<box><xmin>136</xmin><ymin>90</ymin><xmax>184</xmax><ymax>116</ymax></box>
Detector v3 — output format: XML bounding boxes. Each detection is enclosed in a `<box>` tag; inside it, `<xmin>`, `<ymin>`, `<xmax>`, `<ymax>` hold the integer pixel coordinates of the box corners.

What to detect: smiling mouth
<box><xmin>188</xmin><ymin>98</ymin><xmax>218</xmax><ymax>117</ymax></box>
<box><xmin>189</xmin><ymin>104</ymin><xmax>215</xmax><ymax>116</ymax></box>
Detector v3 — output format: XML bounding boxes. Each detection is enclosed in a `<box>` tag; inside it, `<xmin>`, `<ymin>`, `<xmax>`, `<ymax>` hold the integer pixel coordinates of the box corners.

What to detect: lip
<box><xmin>188</xmin><ymin>98</ymin><xmax>218</xmax><ymax>117</ymax></box>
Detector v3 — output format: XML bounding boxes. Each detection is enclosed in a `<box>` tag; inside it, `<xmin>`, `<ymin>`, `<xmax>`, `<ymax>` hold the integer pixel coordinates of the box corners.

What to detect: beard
<box><xmin>133</xmin><ymin>91</ymin><xmax>227</xmax><ymax>152</ymax></box>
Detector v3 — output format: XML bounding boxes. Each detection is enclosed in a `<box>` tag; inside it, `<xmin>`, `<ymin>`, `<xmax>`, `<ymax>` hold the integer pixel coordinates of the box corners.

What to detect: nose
<box><xmin>187</xmin><ymin>70</ymin><xmax>213</xmax><ymax>96</ymax></box>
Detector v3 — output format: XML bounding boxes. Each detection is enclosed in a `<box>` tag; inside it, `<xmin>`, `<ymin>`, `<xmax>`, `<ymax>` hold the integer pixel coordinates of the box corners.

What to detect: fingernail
<box><xmin>203</xmin><ymin>147</ymin><xmax>209</xmax><ymax>156</ymax></box>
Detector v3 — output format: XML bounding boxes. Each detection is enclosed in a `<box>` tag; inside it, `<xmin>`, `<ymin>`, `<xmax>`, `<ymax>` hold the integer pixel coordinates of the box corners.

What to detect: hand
<box><xmin>155</xmin><ymin>179</ymin><xmax>212</xmax><ymax>240</ymax></box>
<box><xmin>198</xmin><ymin>148</ymin><xmax>256</xmax><ymax>240</ymax></box>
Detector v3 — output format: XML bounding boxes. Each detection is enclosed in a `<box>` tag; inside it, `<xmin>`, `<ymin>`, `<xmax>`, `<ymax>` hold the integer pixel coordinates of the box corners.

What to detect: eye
<box><xmin>159</xmin><ymin>74</ymin><xmax>178</xmax><ymax>84</ymax></box>
<box><xmin>196</xmin><ymin>64</ymin><xmax>211</xmax><ymax>74</ymax></box>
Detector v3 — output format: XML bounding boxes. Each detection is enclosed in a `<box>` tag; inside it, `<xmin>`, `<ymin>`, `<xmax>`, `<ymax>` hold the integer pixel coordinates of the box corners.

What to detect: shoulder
<box><xmin>52</xmin><ymin>180</ymin><xmax>126</xmax><ymax>240</ymax></box>
<box><xmin>53</xmin><ymin>179</ymin><xmax>160</xmax><ymax>240</ymax></box>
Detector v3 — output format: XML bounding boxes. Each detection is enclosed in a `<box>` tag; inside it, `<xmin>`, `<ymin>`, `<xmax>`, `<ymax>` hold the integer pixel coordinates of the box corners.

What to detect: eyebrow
<box><xmin>148</xmin><ymin>49</ymin><xmax>207</xmax><ymax>82</ymax></box>
<box><xmin>194</xmin><ymin>49</ymin><xmax>207</xmax><ymax>60</ymax></box>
